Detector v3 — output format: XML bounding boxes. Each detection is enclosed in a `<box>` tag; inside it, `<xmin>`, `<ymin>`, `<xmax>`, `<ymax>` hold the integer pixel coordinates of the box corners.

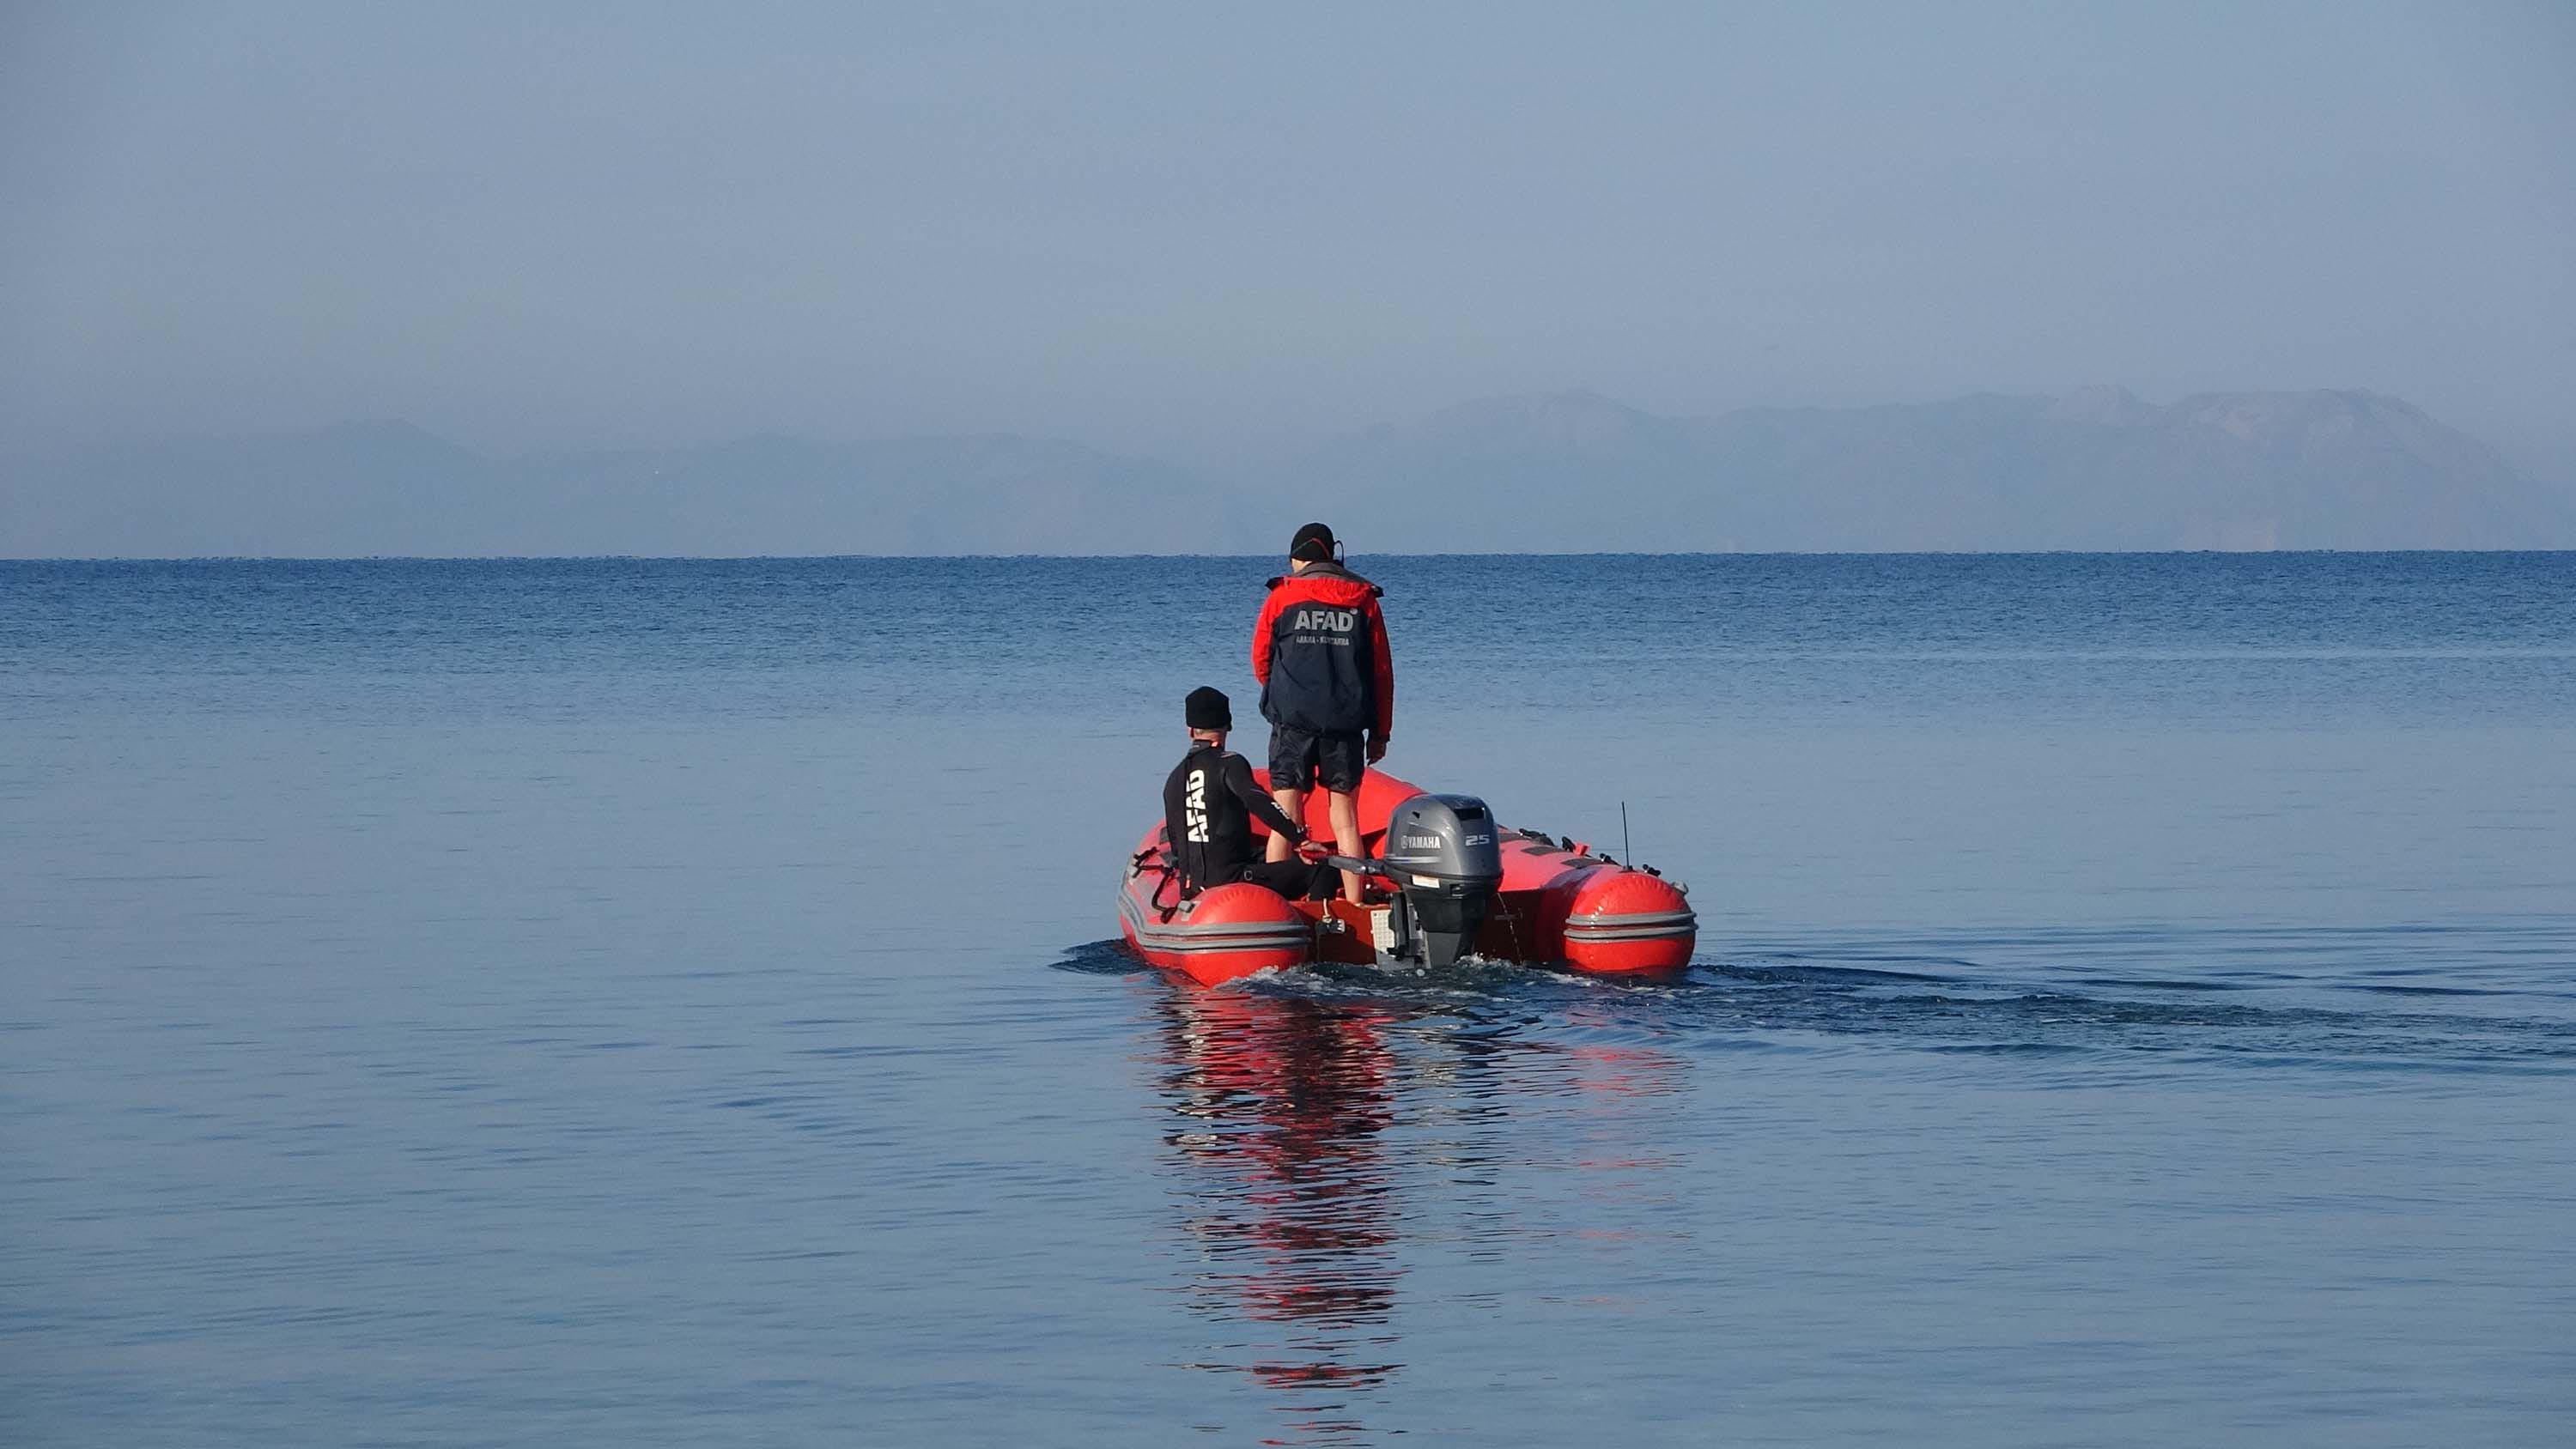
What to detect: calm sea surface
<box><xmin>4</xmin><ymin>554</ymin><xmax>2573</xmax><ymax>1446</ymax></box>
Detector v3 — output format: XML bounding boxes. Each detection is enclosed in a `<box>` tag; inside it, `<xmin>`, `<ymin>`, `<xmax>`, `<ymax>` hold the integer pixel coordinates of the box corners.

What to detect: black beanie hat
<box><xmin>1185</xmin><ymin>686</ymin><xmax>1232</xmax><ymax>731</ymax></box>
<box><xmin>1290</xmin><ymin>522</ymin><xmax>1336</xmax><ymax>561</ymax></box>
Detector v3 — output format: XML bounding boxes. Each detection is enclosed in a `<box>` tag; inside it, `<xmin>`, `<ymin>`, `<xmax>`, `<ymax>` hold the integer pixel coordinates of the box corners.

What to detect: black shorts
<box><xmin>1269</xmin><ymin>725</ymin><xmax>1366</xmax><ymax>795</ymax></box>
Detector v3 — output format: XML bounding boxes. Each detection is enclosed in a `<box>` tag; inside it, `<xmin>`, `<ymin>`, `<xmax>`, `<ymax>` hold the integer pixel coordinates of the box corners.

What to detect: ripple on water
<box><xmin>1061</xmin><ymin>918</ymin><xmax>2576</xmax><ymax>1081</ymax></box>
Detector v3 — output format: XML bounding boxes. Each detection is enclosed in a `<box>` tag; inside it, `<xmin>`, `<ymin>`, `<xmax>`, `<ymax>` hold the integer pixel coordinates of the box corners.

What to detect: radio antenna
<box><xmin>1621</xmin><ymin>801</ymin><xmax>1631</xmax><ymax>864</ymax></box>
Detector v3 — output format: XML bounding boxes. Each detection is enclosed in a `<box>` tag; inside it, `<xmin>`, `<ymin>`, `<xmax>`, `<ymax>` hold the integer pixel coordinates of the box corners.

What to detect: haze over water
<box><xmin>5</xmin><ymin>553</ymin><xmax>2574</xmax><ymax>1446</ymax></box>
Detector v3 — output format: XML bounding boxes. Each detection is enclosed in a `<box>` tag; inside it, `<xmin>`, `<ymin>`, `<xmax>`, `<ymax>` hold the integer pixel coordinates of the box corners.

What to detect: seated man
<box><xmin>1163</xmin><ymin>686</ymin><xmax>1334</xmax><ymax>899</ymax></box>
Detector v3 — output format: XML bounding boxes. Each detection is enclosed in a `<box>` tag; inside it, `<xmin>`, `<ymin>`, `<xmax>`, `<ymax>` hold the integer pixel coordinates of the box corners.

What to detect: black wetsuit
<box><xmin>1161</xmin><ymin>741</ymin><xmax>1331</xmax><ymax>899</ymax></box>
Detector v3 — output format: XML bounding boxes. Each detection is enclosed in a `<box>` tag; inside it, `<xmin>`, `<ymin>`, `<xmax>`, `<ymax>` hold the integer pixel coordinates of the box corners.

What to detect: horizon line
<box><xmin>9</xmin><ymin>548</ymin><xmax>2576</xmax><ymax>565</ymax></box>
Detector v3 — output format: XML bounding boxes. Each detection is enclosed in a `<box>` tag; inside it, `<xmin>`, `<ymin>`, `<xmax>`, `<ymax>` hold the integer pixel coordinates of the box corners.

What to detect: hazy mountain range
<box><xmin>6</xmin><ymin>387</ymin><xmax>2570</xmax><ymax>556</ymax></box>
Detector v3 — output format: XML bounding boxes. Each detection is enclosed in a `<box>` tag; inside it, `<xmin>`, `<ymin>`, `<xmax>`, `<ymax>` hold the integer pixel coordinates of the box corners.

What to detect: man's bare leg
<box><xmin>1266</xmin><ymin>786</ymin><xmax>1305</xmax><ymax>864</ymax></box>
<box><xmin>1328</xmin><ymin>790</ymin><xmax>1366</xmax><ymax>905</ymax></box>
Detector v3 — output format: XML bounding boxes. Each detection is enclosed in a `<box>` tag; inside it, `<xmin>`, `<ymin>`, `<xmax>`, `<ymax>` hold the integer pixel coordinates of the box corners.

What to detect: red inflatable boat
<box><xmin>1118</xmin><ymin>768</ymin><xmax>1696</xmax><ymax>986</ymax></box>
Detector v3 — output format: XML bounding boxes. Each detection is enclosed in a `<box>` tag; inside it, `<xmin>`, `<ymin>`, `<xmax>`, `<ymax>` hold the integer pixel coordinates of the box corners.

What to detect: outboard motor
<box><xmin>1377</xmin><ymin>793</ymin><xmax>1504</xmax><ymax>967</ymax></box>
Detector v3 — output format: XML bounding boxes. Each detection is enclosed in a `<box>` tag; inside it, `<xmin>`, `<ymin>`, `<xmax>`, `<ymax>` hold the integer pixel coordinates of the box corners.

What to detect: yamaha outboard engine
<box><xmin>1377</xmin><ymin>793</ymin><xmax>1504</xmax><ymax>967</ymax></box>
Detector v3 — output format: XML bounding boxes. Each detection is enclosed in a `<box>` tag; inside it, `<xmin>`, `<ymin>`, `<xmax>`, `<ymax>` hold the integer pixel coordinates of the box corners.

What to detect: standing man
<box><xmin>1163</xmin><ymin>687</ymin><xmax>1332</xmax><ymax>898</ymax></box>
<box><xmin>1253</xmin><ymin>522</ymin><xmax>1394</xmax><ymax>906</ymax></box>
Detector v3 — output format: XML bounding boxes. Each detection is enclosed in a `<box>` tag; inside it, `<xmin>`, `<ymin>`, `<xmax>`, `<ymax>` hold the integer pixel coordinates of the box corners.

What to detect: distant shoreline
<box><xmin>9</xmin><ymin>549</ymin><xmax>2576</xmax><ymax>565</ymax></box>
<box><xmin>11</xmin><ymin>389</ymin><xmax>2573</xmax><ymax>555</ymax></box>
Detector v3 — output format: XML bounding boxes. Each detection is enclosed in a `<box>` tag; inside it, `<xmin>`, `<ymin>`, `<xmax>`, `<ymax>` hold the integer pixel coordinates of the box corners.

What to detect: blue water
<box><xmin>4</xmin><ymin>554</ymin><xmax>2573</xmax><ymax>1446</ymax></box>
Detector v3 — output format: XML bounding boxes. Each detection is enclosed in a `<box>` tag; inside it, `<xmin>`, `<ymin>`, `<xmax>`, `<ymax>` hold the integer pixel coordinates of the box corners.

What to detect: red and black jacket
<box><xmin>1251</xmin><ymin>561</ymin><xmax>1394</xmax><ymax>738</ymax></box>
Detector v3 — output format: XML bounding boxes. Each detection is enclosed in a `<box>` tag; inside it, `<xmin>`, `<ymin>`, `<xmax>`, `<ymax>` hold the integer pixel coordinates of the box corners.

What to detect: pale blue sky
<box><xmin>3</xmin><ymin>1</ymin><xmax>2571</xmax><ymax>474</ymax></box>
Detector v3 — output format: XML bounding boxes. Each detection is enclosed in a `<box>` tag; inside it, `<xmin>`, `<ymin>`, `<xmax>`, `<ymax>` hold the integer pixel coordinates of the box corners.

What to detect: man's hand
<box><xmin>1366</xmin><ymin>734</ymin><xmax>1388</xmax><ymax>765</ymax></box>
<box><xmin>1295</xmin><ymin>838</ymin><xmax>1333</xmax><ymax>861</ymax></box>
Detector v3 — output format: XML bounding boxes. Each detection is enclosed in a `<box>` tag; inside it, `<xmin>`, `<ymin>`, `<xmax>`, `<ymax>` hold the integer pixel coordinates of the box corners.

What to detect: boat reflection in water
<box><xmin>1143</xmin><ymin>980</ymin><xmax>1692</xmax><ymax>1444</ymax></box>
<box><xmin>1151</xmin><ymin>986</ymin><xmax>1403</xmax><ymax>1441</ymax></box>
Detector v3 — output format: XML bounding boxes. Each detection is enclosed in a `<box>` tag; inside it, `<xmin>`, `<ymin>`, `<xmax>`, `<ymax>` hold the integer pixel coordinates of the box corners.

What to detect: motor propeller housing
<box><xmin>1378</xmin><ymin>792</ymin><xmax>1504</xmax><ymax>967</ymax></box>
